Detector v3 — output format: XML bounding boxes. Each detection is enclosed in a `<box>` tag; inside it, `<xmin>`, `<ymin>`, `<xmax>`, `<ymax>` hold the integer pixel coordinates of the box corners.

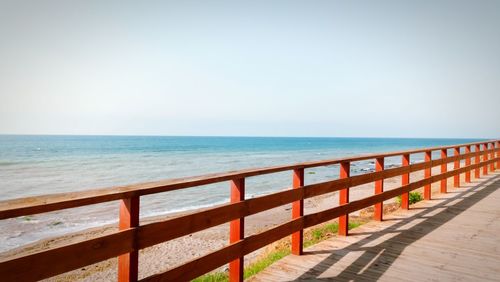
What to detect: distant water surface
<box><xmin>0</xmin><ymin>135</ymin><xmax>483</xmax><ymax>251</ymax></box>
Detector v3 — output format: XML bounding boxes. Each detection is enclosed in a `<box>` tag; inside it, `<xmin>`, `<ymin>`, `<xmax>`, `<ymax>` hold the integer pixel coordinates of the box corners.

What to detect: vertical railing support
<box><xmin>291</xmin><ymin>168</ymin><xmax>304</xmax><ymax>255</ymax></box>
<box><xmin>338</xmin><ymin>162</ymin><xmax>350</xmax><ymax>236</ymax></box>
<box><xmin>229</xmin><ymin>178</ymin><xmax>245</xmax><ymax>282</ymax></box>
<box><xmin>483</xmin><ymin>143</ymin><xmax>488</xmax><ymax>175</ymax></box>
<box><xmin>497</xmin><ymin>141</ymin><xmax>500</xmax><ymax>170</ymax></box>
<box><xmin>401</xmin><ymin>154</ymin><xmax>410</xmax><ymax>210</ymax></box>
<box><xmin>118</xmin><ymin>197</ymin><xmax>140</xmax><ymax>282</ymax></box>
<box><xmin>489</xmin><ymin>143</ymin><xmax>495</xmax><ymax>171</ymax></box>
<box><xmin>424</xmin><ymin>151</ymin><xmax>432</xmax><ymax>200</ymax></box>
<box><xmin>475</xmin><ymin>144</ymin><xmax>481</xmax><ymax>179</ymax></box>
<box><xmin>374</xmin><ymin>157</ymin><xmax>384</xmax><ymax>221</ymax></box>
<box><xmin>440</xmin><ymin>149</ymin><xmax>447</xmax><ymax>193</ymax></box>
<box><xmin>465</xmin><ymin>146</ymin><xmax>471</xmax><ymax>183</ymax></box>
<box><xmin>453</xmin><ymin>147</ymin><xmax>460</xmax><ymax>188</ymax></box>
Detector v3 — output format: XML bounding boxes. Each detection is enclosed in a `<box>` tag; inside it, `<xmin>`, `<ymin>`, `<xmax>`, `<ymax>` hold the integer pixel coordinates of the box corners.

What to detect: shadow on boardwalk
<box><xmin>288</xmin><ymin>173</ymin><xmax>500</xmax><ymax>281</ymax></box>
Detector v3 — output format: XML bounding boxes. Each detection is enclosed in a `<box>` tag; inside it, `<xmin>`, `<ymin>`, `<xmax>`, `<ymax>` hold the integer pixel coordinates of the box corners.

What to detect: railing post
<box><xmin>475</xmin><ymin>144</ymin><xmax>481</xmax><ymax>178</ymax></box>
<box><xmin>118</xmin><ymin>197</ymin><xmax>140</xmax><ymax>282</ymax></box>
<box><xmin>424</xmin><ymin>151</ymin><xmax>432</xmax><ymax>200</ymax></box>
<box><xmin>401</xmin><ymin>154</ymin><xmax>410</xmax><ymax>210</ymax></box>
<box><xmin>338</xmin><ymin>161</ymin><xmax>350</xmax><ymax>236</ymax></box>
<box><xmin>453</xmin><ymin>147</ymin><xmax>460</xmax><ymax>188</ymax></box>
<box><xmin>229</xmin><ymin>178</ymin><xmax>245</xmax><ymax>282</ymax></box>
<box><xmin>497</xmin><ymin>141</ymin><xmax>500</xmax><ymax>170</ymax></box>
<box><xmin>374</xmin><ymin>157</ymin><xmax>384</xmax><ymax>221</ymax></box>
<box><xmin>489</xmin><ymin>143</ymin><xmax>495</xmax><ymax>171</ymax></box>
<box><xmin>482</xmin><ymin>143</ymin><xmax>488</xmax><ymax>175</ymax></box>
<box><xmin>465</xmin><ymin>146</ymin><xmax>471</xmax><ymax>183</ymax></box>
<box><xmin>440</xmin><ymin>149</ymin><xmax>447</xmax><ymax>193</ymax></box>
<box><xmin>291</xmin><ymin>168</ymin><xmax>304</xmax><ymax>256</ymax></box>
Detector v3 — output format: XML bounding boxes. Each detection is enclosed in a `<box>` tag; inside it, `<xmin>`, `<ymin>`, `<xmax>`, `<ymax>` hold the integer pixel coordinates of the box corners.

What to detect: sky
<box><xmin>0</xmin><ymin>0</ymin><xmax>499</xmax><ymax>138</ymax></box>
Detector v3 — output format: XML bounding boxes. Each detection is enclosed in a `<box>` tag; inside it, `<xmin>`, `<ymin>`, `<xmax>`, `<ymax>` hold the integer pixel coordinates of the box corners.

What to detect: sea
<box><xmin>0</xmin><ymin>135</ymin><xmax>484</xmax><ymax>252</ymax></box>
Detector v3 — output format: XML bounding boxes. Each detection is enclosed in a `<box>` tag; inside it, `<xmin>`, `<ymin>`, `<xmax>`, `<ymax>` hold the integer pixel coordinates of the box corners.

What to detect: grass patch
<box><xmin>194</xmin><ymin>220</ymin><xmax>363</xmax><ymax>282</ymax></box>
<box><xmin>243</xmin><ymin>248</ymin><xmax>291</xmax><ymax>279</ymax></box>
<box><xmin>395</xmin><ymin>191</ymin><xmax>423</xmax><ymax>205</ymax></box>
<box><xmin>304</xmin><ymin>221</ymin><xmax>361</xmax><ymax>248</ymax></box>
<box><xmin>193</xmin><ymin>272</ymin><xmax>228</xmax><ymax>282</ymax></box>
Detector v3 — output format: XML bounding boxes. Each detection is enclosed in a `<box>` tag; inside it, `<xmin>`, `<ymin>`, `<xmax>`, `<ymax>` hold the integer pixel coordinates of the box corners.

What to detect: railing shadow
<box><xmin>291</xmin><ymin>173</ymin><xmax>500</xmax><ymax>281</ymax></box>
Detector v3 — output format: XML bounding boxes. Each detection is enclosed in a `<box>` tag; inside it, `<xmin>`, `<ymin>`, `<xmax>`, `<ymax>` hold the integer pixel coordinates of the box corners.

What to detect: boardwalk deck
<box><xmin>250</xmin><ymin>173</ymin><xmax>500</xmax><ymax>281</ymax></box>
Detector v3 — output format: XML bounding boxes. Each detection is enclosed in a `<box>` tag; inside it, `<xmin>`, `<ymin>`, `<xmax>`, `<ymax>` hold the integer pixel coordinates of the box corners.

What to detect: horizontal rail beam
<box><xmin>0</xmin><ymin>230</ymin><xmax>135</xmax><ymax>282</ymax></box>
<box><xmin>141</xmin><ymin>157</ymin><xmax>498</xmax><ymax>281</ymax></box>
<box><xmin>138</xmin><ymin>149</ymin><xmax>493</xmax><ymax>249</ymax></box>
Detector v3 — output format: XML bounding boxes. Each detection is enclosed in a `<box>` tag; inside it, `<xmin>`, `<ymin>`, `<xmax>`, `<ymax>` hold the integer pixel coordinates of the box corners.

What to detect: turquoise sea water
<box><xmin>0</xmin><ymin>135</ymin><xmax>484</xmax><ymax>251</ymax></box>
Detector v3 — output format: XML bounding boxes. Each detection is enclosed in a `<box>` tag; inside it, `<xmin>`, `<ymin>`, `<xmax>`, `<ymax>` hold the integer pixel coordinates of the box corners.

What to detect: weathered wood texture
<box><xmin>400</xmin><ymin>154</ymin><xmax>410</xmax><ymax>209</ymax></box>
<box><xmin>118</xmin><ymin>197</ymin><xmax>140</xmax><ymax>282</ymax></box>
<box><xmin>338</xmin><ymin>162</ymin><xmax>350</xmax><ymax>236</ymax></box>
<box><xmin>250</xmin><ymin>173</ymin><xmax>500</xmax><ymax>282</ymax></box>
<box><xmin>0</xmin><ymin>140</ymin><xmax>498</xmax><ymax>282</ymax></box>
<box><xmin>373</xmin><ymin>157</ymin><xmax>384</xmax><ymax>221</ymax></box>
<box><xmin>229</xmin><ymin>178</ymin><xmax>245</xmax><ymax>282</ymax></box>
<box><xmin>291</xmin><ymin>168</ymin><xmax>305</xmax><ymax>256</ymax></box>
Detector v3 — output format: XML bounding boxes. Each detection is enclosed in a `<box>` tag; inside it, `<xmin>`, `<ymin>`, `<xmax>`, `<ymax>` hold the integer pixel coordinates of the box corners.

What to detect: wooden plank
<box><xmin>291</xmin><ymin>168</ymin><xmax>304</xmax><ymax>255</ymax></box>
<box><xmin>440</xmin><ymin>149</ymin><xmax>447</xmax><ymax>193</ymax></box>
<box><xmin>338</xmin><ymin>162</ymin><xmax>350</xmax><ymax>236</ymax></box>
<box><xmin>401</xmin><ymin>154</ymin><xmax>410</xmax><ymax>210</ymax></box>
<box><xmin>424</xmin><ymin>151</ymin><xmax>432</xmax><ymax>200</ymax></box>
<box><xmin>229</xmin><ymin>178</ymin><xmax>245</xmax><ymax>282</ymax></box>
<box><xmin>497</xmin><ymin>141</ymin><xmax>500</xmax><ymax>169</ymax></box>
<box><xmin>374</xmin><ymin>157</ymin><xmax>384</xmax><ymax>221</ymax></box>
<box><xmin>0</xmin><ymin>230</ymin><xmax>134</xmax><ymax>282</ymax></box>
<box><xmin>489</xmin><ymin>143</ymin><xmax>495</xmax><ymax>171</ymax></box>
<box><xmin>454</xmin><ymin>147</ymin><xmax>460</xmax><ymax>188</ymax></box>
<box><xmin>0</xmin><ymin>143</ymin><xmax>498</xmax><ymax>219</ymax></box>
<box><xmin>483</xmin><ymin>143</ymin><xmax>488</xmax><ymax>175</ymax></box>
<box><xmin>118</xmin><ymin>197</ymin><xmax>140</xmax><ymax>282</ymax></box>
<box><xmin>465</xmin><ymin>146</ymin><xmax>471</xmax><ymax>183</ymax></box>
<box><xmin>475</xmin><ymin>144</ymin><xmax>481</xmax><ymax>178</ymax></box>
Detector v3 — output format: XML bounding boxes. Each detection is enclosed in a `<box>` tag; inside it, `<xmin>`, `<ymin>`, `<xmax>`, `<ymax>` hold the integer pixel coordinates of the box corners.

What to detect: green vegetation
<box><xmin>243</xmin><ymin>248</ymin><xmax>291</xmax><ymax>279</ymax></box>
<box><xmin>305</xmin><ymin>221</ymin><xmax>361</xmax><ymax>248</ymax></box>
<box><xmin>193</xmin><ymin>220</ymin><xmax>363</xmax><ymax>282</ymax></box>
<box><xmin>193</xmin><ymin>272</ymin><xmax>228</xmax><ymax>282</ymax></box>
<box><xmin>307</xmin><ymin>171</ymin><xmax>316</xmax><ymax>174</ymax></box>
<box><xmin>395</xmin><ymin>191</ymin><xmax>423</xmax><ymax>205</ymax></box>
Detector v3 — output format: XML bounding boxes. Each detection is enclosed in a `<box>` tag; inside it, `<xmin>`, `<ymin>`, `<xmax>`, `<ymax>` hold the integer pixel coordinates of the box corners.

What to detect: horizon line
<box><xmin>0</xmin><ymin>133</ymin><xmax>494</xmax><ymax>140</ymax></box>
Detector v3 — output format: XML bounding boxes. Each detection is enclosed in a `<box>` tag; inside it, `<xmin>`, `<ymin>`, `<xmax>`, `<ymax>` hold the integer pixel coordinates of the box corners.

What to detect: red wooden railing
<box><xmin>0</xmin><ymin>140</ymin><xmax>499</xmax><ymax>282</ymax></box>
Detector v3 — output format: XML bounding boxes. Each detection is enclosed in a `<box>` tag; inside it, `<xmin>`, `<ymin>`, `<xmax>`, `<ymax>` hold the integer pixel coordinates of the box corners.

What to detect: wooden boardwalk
<box><xmin>250</xmin><ymin>173</ymin><xmax>500</xmax><ymax>281</ymax></box>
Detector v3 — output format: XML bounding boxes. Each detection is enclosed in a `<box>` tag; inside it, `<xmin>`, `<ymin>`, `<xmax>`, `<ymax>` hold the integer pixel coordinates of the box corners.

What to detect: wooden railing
<box><xmin>0</xmin><ymin>140</ymin><xmax>499</xmax><ymax>282</ymax></box>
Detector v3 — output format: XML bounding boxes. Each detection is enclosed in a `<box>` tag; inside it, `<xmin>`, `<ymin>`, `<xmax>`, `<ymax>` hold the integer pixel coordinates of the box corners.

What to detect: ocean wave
<box><xmin>0</xmin><ymin>161</ymin><xmax>22</xmax><ymax>166</ymax></box>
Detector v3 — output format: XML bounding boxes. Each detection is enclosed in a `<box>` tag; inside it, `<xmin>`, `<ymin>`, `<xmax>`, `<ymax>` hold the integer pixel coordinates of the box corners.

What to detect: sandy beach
<box><xmin>0</xmin><ymin>165</ymin><xmax>460</xmax><ymax>281</ymax></box>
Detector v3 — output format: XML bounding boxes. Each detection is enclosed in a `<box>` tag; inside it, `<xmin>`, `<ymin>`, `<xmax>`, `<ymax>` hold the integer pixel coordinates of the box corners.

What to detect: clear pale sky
<box><xmin>1</xmin><ymin>1</ymin><xmax>499</xmax><ymax>138</ymax></box>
